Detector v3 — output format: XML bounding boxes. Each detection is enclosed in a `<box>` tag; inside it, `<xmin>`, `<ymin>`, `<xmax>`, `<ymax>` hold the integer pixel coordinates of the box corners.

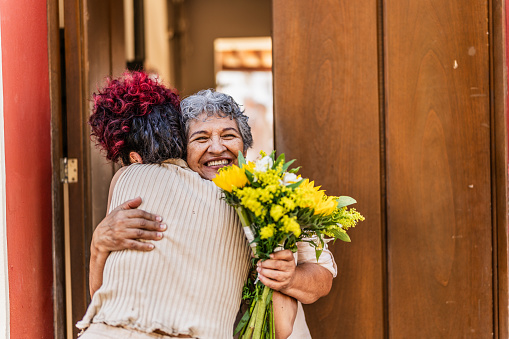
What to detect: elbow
<box><xmin>299</xmin><ymin>291</ymin><xmax>323</xmax><ymax>304</ymax></box>
<box><xmin>300</xmin><ymin>275</ymin><xmax>333</xmax><ymax>304</ymax></box>
<box><xmin>275</xmin><ymin>322</ymin><xmax>294</xmax><ymax>339</ymax></box>
<box><xmin>322</xmin><ymin>275</ymin><xmax>333</xmax><ymax>296</ymax></box>
<box><xmin>299</xmin><ymin>295</ymin><xmax>320</xmax><ymax>305</ymax></box>
<box><xmin>89</xmin><ymin>282</ymin><xmax>99</xmax><ymax>298</ymax></box>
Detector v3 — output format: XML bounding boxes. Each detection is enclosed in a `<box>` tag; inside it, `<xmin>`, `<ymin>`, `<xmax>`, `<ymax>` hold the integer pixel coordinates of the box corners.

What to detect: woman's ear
<box><xmin>129</xmin><ymin>152</ymin><xmax>143</xmax><ymax>164</ymax></box>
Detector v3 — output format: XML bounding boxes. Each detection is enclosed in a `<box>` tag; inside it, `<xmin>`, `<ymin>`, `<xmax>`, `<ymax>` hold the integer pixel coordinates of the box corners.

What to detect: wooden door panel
<box><xmin>61</xmin><ymin>1</ymin><xmax>125</xmax><ymax>336</ymax></box>
<box><xmin>273</xmin><ymin>1</ymin><xmax>383</xmax><ymax>337</ymax></box>
<box><xmin>86</xmin><ymin>0</ymin><xmax>123</xmax><ymax>236</ymax></box>
<box><xmin>63</xmin><ymin>0</ymin><xmax>88</xmax><ymax>336</ymax></box>
<box><xmin>385</xmin><ymin>0</ymin><xmax>493</xmax><ymax>337</ymax></box>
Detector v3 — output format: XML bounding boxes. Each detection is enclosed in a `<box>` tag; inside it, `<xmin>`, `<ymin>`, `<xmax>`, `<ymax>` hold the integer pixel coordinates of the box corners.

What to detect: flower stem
<box><xmin>252</xmin><ymin>285</ymin><xmax>271</xmax><ymax>338</ymax></box>
<box><xmin>235</xmin><ymin>206</ymin><xmax>251</xmax><ymax>227</ymax></box>
<box><xmin>242</xmin><ymin>298</ymin><xmax>259</xmax><ymax>339</ymax></box>
<box><xmin>235</xmin><ymin>206</ymin><xmax>258</xmax><ymax>256</ymax></box>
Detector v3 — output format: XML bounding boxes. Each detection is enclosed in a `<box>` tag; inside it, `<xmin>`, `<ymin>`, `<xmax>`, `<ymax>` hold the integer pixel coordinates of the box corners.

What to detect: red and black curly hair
<box><xmin>89</xmin><ymin>71</ymin><xmax>185</xmax><ymax>165</ymax></box>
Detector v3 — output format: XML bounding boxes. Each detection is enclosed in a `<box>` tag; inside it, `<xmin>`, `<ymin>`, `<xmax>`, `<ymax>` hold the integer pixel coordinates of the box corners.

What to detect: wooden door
<box><xmin>272</xmin><ymin>1</ymin><xmax>384</xmax><ymax>338</ymax></box>
<box><xmin>385</xmin><ymin>1</ymin><xmax>492</xmax><ymax>337</ymax></box>
<box><xmin>272</xmin><ymin>0</ymin><xmax>508</xmax><ymax>338</ymax></box>
<box><xmin>54</xmin><ymin>1</ymin><xmax>125</xmax><ymax>337</ymax></box>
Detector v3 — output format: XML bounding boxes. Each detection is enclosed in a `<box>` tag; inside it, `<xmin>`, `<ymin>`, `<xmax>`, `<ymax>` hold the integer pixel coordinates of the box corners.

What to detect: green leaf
<box><xmin>233</xmin><ymin>308</ymin><xmax>251</xmax><ymax>336</ymax></box>
<box><xmin>288</xmin><ymin>166</ymin><xmax>301</xmax><ymax>174</ymax></box>
<box><xmin>315</xmin><ymin>248</ymin><xmax>324</xmax><ymax>262</ymax></box>
<box><xmin>282</xmin><ymin>159</ymin><xmax>296</xmax><ymax>173</ymax></box>
<box><xmin>330</xmin><ymin>228</ymin><xmax>351</xmax><ymax>242</ymax></box>
<box><xmin>336</xmin><ymin>196</ymin><xmax>357</xmax><ymax>208</ymax></box>
<box><xmin>245</xmin><ymin>169</ymin><xmax>254</xmax><ymax>183</ymax></box>
<box><xmin>275</xmin><ymin>153</ymin><xmax>285</xmax><ymax>167</ymax></box>
<box><xmin>286</xmin><ymin>179</ymin><xmax>304</xmax><ymax>189</ymax></box>
<box><xmin>238</xmin><ymin>151</ymin><xmax>247</xmax><ymax>168</ymax></box>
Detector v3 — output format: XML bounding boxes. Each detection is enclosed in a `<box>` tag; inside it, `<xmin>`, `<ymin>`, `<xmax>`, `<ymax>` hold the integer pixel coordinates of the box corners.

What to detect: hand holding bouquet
<box><xmin>213</xmin><ymin>151</ymin><xmax>364</xmax><ymax>339</ymax></box>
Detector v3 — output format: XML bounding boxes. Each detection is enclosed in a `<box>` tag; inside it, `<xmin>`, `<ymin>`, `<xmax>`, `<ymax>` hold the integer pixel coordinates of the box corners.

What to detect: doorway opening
<box><xmin>54</xmin><ymin>1</ymin><xmax>273</xmax><ymax>336</ymax></box>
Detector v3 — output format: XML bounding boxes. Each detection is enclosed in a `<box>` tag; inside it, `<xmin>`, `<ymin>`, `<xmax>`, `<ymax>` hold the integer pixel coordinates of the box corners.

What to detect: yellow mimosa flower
<box><xmin>212</xmin><ymin>165</ymin><xmax>248</xmax><ymax>192</ymax></box>
<box><xmin>237</xmin><ymin>187</ymin><xmax>265</xmax><ymax>216</ymax></box>
<box><xmin>280</xmin><ymin>197</ymin><xmax>296</xmax><ymax>211</ymax></box>
<box><xmin>260</xmin><ymin>224</ymin><xmax>276</xmax><ymax>239</ymax></box>
<box><xmin>280</xmin><ymin>215</ymin><xmax>301</xmax><ymax>237</ymax></box>
<box><xmin>270</xmin><ymin>205</ymin><xmax>285</xmax><ymax>222</ymax></box>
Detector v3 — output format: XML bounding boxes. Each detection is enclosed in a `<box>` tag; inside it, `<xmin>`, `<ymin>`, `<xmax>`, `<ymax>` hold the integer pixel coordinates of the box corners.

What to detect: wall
<box><xmin>0</xmin><ymin>5</ymin><xmax>8</xmax><ymax>337</ymax></box>
<box><xmin>0</xmin><ymin>0</ymin><xmax>54</xmax><ymax>338</ymax></box>
<box><xmin>181</xmin><ymin>0</ymin><xmax>272</xmax><ymax>96</ymax></box>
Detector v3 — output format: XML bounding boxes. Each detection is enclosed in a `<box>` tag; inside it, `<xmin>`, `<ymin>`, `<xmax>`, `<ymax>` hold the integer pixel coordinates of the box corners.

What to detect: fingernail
<box><xmin>257</xmin><ymin>262</ymin><xmax>261</xmax><ymax>267</ymax></box>
<box><xmin>148</xmin><ymin>244</ymin><xmax>155</xmax><ymax>250</ymax></box>
<box><xmin>159</xmin><ymin>224</ymin><xmax>167</xmax><ymax>231</ymax></box>
<box><xmin>257</xmin><ymin>267</ymin><xmax>261</xmax><ymax>272</ymax></box>
<box><xmin>269</xmin><ymin>254</ymin><xmax>274</xmax><ymax>259</ymax></box>
<box><xmin>156</xmin><ymin>232</ymin><xmax>163</xmax><ymax>238</ymax></box>
<box><xmin>155</xmin><ymin>216</ymin><xmax>162</xmax><ymax>222</ymax></box>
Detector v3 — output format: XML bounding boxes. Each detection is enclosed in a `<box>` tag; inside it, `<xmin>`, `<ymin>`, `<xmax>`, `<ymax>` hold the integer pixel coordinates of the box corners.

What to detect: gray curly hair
<box><xmin>180</xmin><ymin>89</ymin><xmax>253</xmax><ymax>152</ymax></box>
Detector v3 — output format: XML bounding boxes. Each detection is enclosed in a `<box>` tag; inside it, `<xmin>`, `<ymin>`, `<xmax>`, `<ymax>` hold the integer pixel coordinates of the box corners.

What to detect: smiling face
<box><xmin>186</xmin><ymin>112</ymin><xmax>245</xmax><ymax>181</ymax></box>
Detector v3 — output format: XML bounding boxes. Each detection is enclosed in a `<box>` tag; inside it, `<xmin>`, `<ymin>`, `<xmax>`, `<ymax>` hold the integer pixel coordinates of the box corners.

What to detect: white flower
<box><xmin>254</xmin><ymin>156</ymin><xmax>273</xmax><ymax>172</ymax></box>
<box><xmin>280</xmin><ymin>172</ymin><xmax>299</xmax><ymax>186</ymax></box>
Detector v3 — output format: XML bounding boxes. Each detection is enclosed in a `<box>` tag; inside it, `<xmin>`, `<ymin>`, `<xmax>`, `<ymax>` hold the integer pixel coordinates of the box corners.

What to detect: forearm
<box><xmin>273</xmin><ymin>291</ymin><xmax>297</xmax><ymax>339</ymax></box>
<box><xmin>89</xmin><ymin>242</ymin><xmax>109</xmax><ymax>297</ymax></box>
<box><xmin>281</xmin><ymin>263</ymin><xmax>333</xmax><ymax>304</ymax></box>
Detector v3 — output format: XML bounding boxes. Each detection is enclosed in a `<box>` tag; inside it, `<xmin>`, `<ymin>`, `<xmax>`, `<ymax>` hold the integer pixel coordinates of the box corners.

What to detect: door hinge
<box><xmin>60</xmin><ymin>158</ymin><xmax>78</xmax><ymax>183</ymax></box>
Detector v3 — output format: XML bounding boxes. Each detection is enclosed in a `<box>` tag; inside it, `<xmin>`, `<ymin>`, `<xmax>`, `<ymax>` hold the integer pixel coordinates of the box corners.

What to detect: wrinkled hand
<box><xmin>256</xmin><ymin>250</ymin><xmax>296</xmax><ymax>293</ymax></box>
<box><xmin>91</xmin><ymin>197</ymin><xmax>166</xmax><ymax>254</ymax></box>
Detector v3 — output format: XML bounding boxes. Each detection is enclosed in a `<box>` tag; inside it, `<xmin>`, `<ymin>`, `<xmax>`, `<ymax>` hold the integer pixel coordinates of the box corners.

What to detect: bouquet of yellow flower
<box><xmin>213</xmin><ymin>151</ymin><xmax>364</xmax><ymax>339</ymax></box>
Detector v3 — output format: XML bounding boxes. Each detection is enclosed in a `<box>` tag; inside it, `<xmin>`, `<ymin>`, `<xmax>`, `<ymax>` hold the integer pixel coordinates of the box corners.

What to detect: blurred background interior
<box><xmin>123</xmin><ymin>0</ymin><xmax>274</xmax><ymax>161</ymax></box>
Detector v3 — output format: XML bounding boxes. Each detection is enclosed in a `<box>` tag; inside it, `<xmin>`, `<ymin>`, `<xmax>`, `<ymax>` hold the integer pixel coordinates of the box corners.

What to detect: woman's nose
<box><xmin>208</xmin><ymin>137</ymin><xmax>226</xmax><ymax>153</ymax></box>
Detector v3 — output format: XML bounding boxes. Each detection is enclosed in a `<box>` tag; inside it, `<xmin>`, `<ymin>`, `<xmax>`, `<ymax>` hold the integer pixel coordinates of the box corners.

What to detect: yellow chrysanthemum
<box><xmin>243</xmin><ymin>161</ymin><xmax>256</xmax><ymax>173</ymax></box>
<box><xmin>298</xmin><ymin>179</ymin><xmax>318</xmax><ymax>192</ymax></box>
<box><xmin>260</xmin><ymin>224</ymin><xmax>276</xmax><ymax>239</ymax></box>
<box><xmin>212</xmin><ymin>165</ymin><xmax>248</xmax><ymax>192</ymax></box>
<box><xmin>314</xmin><ymin>195</ymin><xmax>337</xmax><ymax>216</ymax></box>
<box><xmin>294</xmin><ymin>179</ymin><xmax>337</xmax><ymax>215</ymax></box>
<box><xmin>294</xmin><ymin>179</ymin><xmax>321</xmax><ymax>208</ymax></box>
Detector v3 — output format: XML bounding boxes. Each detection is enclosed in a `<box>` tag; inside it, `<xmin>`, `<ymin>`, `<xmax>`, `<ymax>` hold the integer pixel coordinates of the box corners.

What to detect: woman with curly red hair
<box><xmin>88</xmin><ymin>71</ymin><xmax>184</xmax><ymax>165</ymax></box>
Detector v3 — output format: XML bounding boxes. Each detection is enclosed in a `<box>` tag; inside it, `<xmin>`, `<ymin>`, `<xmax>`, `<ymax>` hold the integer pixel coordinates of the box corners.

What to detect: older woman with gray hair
<box><xmin>88</xmin><ymin>88</ymin><xmax>337</xmax><ymax>338</ymax></box>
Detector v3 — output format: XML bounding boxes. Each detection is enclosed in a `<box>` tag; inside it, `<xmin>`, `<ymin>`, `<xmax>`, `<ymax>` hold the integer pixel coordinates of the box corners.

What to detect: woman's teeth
<box><xmin>206</xmin><ymin>159</ymin><xmax>229</xmax><ymax>167</ymax></box>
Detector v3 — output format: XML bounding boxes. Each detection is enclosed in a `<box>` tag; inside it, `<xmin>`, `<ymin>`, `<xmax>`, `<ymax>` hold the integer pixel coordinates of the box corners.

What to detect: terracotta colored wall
<box><xmin>0</xmin><ymin>0</ymin><xmax>54</xmax><ymax>338</ymax></box>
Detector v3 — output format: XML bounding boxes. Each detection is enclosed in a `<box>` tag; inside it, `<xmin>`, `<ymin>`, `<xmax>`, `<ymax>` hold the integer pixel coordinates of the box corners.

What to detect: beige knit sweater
<box><xmin>77</xmin><ymin>161</ymin><xmax>251</xmax><ymax>338</ymax></box>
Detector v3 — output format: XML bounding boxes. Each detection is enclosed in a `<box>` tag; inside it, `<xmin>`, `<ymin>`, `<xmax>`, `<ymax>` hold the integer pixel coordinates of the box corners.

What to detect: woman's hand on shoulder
<box><xmin>91</xmin><ymin>197</ymin><xmax>166</xmax><ymax>255</ymax></box>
